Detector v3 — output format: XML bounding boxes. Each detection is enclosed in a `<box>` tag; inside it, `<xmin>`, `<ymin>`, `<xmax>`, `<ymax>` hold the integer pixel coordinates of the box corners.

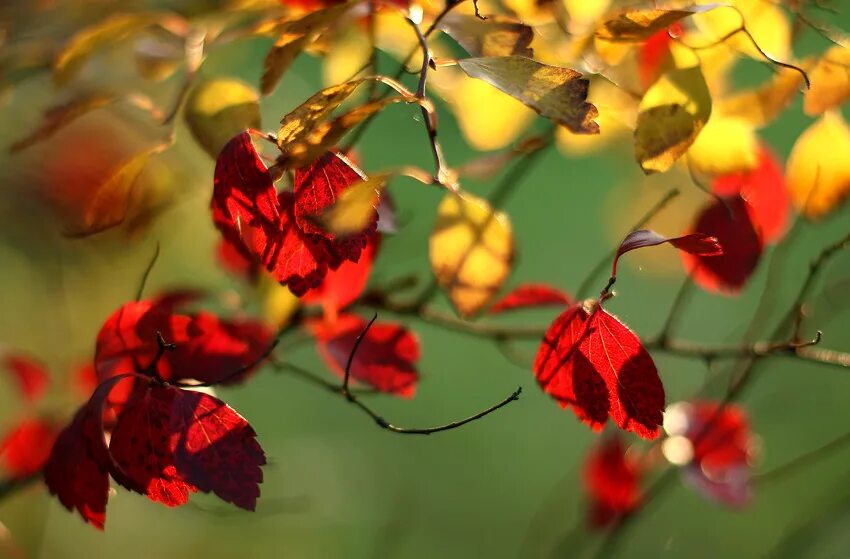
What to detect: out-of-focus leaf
<box><xmin>258</xmin><ymin>275</ymin><xmax>301</xmax><ymax>328</ymax></box>
<box><xmin>185</xmin><ymin>78</ymin><xmax>261</xmax><ymax>158</ymax></box>
<box><xmin>804</xmin><ymin>46</ymin><xmax>850</xmax><ymax>116</ymax></box>
<box><xmin>438</xmin><ymin>14</ymin><xmax>533</xmax><ymax>57</ymax></box>
<box><xmin>787</xmin><ymin>111</ymin><xmax>850</xmax><ymax>219</ymax></box>
<box><xmin>691</xmin><ymin>0</ymin><xmax>790</xmax><ymax>62</ymax></box>
<box><xmin>429</xmin><ymin>191</ymin><xmax>514</xmax><ymax>317</ymax></box>
<box><xmin>613</xmin><ymin>229</ymin><xmax>722</xmax><ymax>276</ymax></box>
<box><xmin>595</xmin><ymin>7</ymin><xmax>709</xmax><ymax>42</ymax></box>
<box><xmin>260</xmin><ymin>5</ymin><xmax>351</xmax><ymax>95</ymax></box>
<box><xmin>687</xmin><ymin>115</ymin><xmax>759</xmax><ymax>176</ymax></box>
<box><xmin>717</xmin><ymin>64</ymin><xmax>807</xmax><ymax>128</ymax></box>
<box><xmin>9</xmin><ymin>92</ymin><xmax>116</xmax><ymax>153</ymax></box>
<box><xmin>65</xmin><ymin>142</ymin><xmax>169</xmax><ymax>237</ymax></box>
<box><xmin>635</xmin><ymin>64</ymin><xmax>711</xmax><ymax>174</ymax></box>
<box><xmin>457</xmin><ymin>56</ymin><xmax>599</xmax><ymax>134</ymax></box>
<box><xmin>451</xmin><ymin>77</ymin><xmax>536</xmax><ymax>151</ymax></box>
<box><xmin>134</xmin><ymin>36</ymin><xmax>182</xmax><ymax>82</ymax></box>
<box><xmin>54</xmin><ymin>13</ymin><xmax>171</xmax><ymax>86</ymax></box>
<box><xmin>317</xmin><ymin>174</ymin><xmax>389</xmax><ymax>237</ymax></box>
<box><xmin>489</xmin><ymin>283</ymin><xmax>571</xmax><ymax>314</ymax></box>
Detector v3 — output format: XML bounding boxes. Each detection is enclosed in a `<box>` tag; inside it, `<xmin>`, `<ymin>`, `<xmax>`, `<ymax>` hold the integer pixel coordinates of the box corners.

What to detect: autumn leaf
<box><xmin>717</xmin><ymin>65</ymin><xmax>807</xmax><ymax>128</ymax></box>
<box><xmin>134</xmin><ymin>36</ymin><xmax>183</xmax><ymax>82</ymax></box>
<box><xmin>0</xmin><ymin>418</ymin><xmax>59</xmax><ymax>478</ymax></box>
<box><xmin>313</xmin><ymin>313</ymin><xmax>419</xmax><ymax>397</ymax></box>
<box><xmin>185</xmin><ymin>78</ymin><xmax>261</xmax><ymax>158</ymax></box>
<box><xmin>786</xmin><ymin>111</ymin><xmax>850</xmax><ymax>219</ymax></box>
<box><xmin>276</xmin><ymin>79</ymin><xmax>365</xmax><ymax>151</ymax></box>
<box><xmin>54</xmin><ymin>12</ymin><xmax>172</xmax><ymax>86</ymax></box>
<box><xmin>637</xmin><ymin>23</ymin><xmax>684</xmax><ymax>89</ymax></box>
<box><xmin>2</xmin><ymin>353</ymin><xmax>50</xmax><ymax>403</ymax></box>
<box><xmin>315</xmin><ymin>174</ymin><xmax>388</xmax><ymax>237</ymax></box>
<box><xmin>713</xmin><ymin>144</ymin><xmax>790</xmax><ymax>243</ymax></box>
<box><xmin>429</xmin><ymin>191</ymin><xmax>514</xmax><ymax>317</ymax></box>
<box><xmin>64</xmin><ymin>142</ymin><xmax>170</xmax><ymax>237</ymax></box>
<box><xmin>595</xmin><ymin>7</ymin><xmax>705</xmax><ymax>42</ymax></box>
<box><xmin>635</xmin><ymin>64</ymin><xmax>711</xmax><ymax>174</ymax></box>
<box><xmin>450</xmin><ymin>77</ymin><xmax>536</xmax><ymax>151</ymax></box>
<box><xmin>612</xmin><ymin>229</ymin><xmax>722</xmax><ymax>277</ymax></box>
<box><xmin>534</xmin><ymin>302</ymin><xmax>665</xmax><ymax>439</ymax></box>
<box><xmin>804</xmin><ymin>46</ymin><xmax>850</xmax><ymax>115</ymax></box>
<box><xmin>680</xmin><ymin>196</ymin><xmax>763</xmax><ymax>294</ymax></box>
<box><xmin>584</xmin><ymin>435</ymin><xmax>642</xmax><ymax>529</ymax></box>
<box><xmin>690</xmin><ymin>1</ymin><xmax>790</xmax><ymax>63</ymax></box>
<box><xmin>457</xmin><ymin>56</ymin><xmax>599</xmax><ymax>134</ymax></box>
<box><xmin>8</xmin><ymin>92</ymin><xmax>116</xmax><ymax>153</ymax></box>
<box><xmin>687</xmin><ymin>115</ymin><xmax>759</xmax><ymax>176</ymax></box>
<box><xmin>438</xmin><ymin>14</ymin><xmax>533</xmax><ymax>58</ymax></box>
<box><xmin>489</xmin><ymin>283</ymin><xmax>572</xmax><ymax>314</ymax></box>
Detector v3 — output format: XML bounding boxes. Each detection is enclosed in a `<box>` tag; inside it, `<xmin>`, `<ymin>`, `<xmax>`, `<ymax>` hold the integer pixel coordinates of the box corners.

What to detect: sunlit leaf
<box><xmin>687</xmin><ymin>115</ymin><xmax>759</xmax><ymax>176</ymax></box>
<box><xmin>716</xmin><ymin>64</ymin><xmax>807</xmax><ymax>128</ymax></box>
<box><xmin>258</xmin><ymin>275</ymin><xmax>301</xmax><ymax>328</ymax></box>
<box><xmin>786</xmin><ymin>111</ymin><xmax>850</xmax><ymax>219</ymax></box>
<box><xmin>457</xmin><ymin>56</ymin><xmax>599</xmax><ymax>134</ymax></box>
<box><xmin>316</xmin><ymin>174</ymin><xmax>388</xmax><ymax>237</ymax></box>
<box><xmin>65</xmin><ymin>142</ymin><xmax>169</xmax><ymax>237</ymax></box>
<box><xmin>54</xmin><ymin>12</ymin><xmax>170</xmax><ymax>86</ymax></box>
<box><xmin>612</xmin><ymin>229</ymin><xmax>722</xmax><ymax>276</ymax></box>
<box><xmin>9</xmin><ymin>92</ymin><xmax>116</xmax><ymax>153</ymax></box>
<box><xmin>691</xmin><ymin>0</ymin><xmax>790</xmax><ymax>62</ymax></box>
<box><xmin>302</xmin><ymin>234</ymin><xmax>379</xmax><ymax>320</ymax></box>
<box><xmin>804</xmin><ymin>46</ymin><xmax>850</xmax><ymax>116</ymax></box>
<box><xmin>635</xmin><ymin>64</ymin><xmax>711</xmax><ymax>174</ymax></box>
<box><xmin>451</xmin><ymin>77</ymin><xmax>536</xmax><ymax>151</ymax></box>
<box><xmin>595</xmin><ymin>7</ymin><xmax>707</xmax><ymax>42</ymax></box>
<box><xmin>489</xmin><ymin>283</ymin><xmax>571</xmax><ymax>314</ymax></box>
<box><xmin>185</xmin><ymin>78</ymin><xmax>261</xmax><ymax>158</ymax></box>
<box><xmin>438</xmin><ymin>14</ymin><xmax>533</xmax><ymax>58</ymax></box>
<box><xmin>429</xmin><ymin>191</ymin><xmax>514</xmax><ymax>317</ymax></box>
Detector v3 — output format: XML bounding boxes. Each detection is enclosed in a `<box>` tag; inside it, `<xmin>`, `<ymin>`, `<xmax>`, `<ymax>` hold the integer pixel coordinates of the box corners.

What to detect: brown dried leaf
<box><xmin>457</xmin><ymin>56</ymin><xmax>599</xmax><ymax>134</ymax></box>
<box><xmin>438</xmin><ymin>13</ymin><xmax>533</xmax><ymax>58</ymax></box>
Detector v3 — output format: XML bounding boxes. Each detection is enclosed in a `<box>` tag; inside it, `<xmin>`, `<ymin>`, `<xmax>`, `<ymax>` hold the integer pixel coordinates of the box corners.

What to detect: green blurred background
<box><xmin>1</xmin><ymin>2</ymin><xmax>850</xmax><ymax>557</ymax></box>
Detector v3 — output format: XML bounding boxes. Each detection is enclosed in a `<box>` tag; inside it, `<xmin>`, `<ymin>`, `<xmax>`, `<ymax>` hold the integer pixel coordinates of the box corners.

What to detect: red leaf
<box><xmin>109</xmin><ymin>385</ymin><xmax>266</xmax><ymax>510</ymax></box>
<box><xmin>211</xmin><ymin>133</ymin><xmax>376</xmax><ymax>295</ymax></box>
<box><xmin>612</xmin><ymin>229</ymin><xmax>722</xmax><ymax>277</ymax></box>
<box><xmin>637</xmin><ymin>23</ymin><xmax>684</xmax><ymax>89</ymax></box>
<box><xmin>313</xmin><ymin>314</ymin><xmax>419</xmax><ymax>397</ymax></box>
<box><xmin>680</xmin><ymin>196</ymin><xmax>763</xmax><ymax>294</ymax></box>
<box><xmin>584</xmin><ymin>436</ymin><xmax>642</xmax><ymax>529</ymax></box>
<box><xmin>0</xmin><ymin>417</ymin><xmax>59</xmax><ymax>478</ymax></box>
<box><xmin>534</xmin><ymin>303</ymin><xmax>665</xmax><ymax>439</ymax></box>
<box><xmin>488</xmin><ymin>283</ymin><xmax>572</xmax><ymax>314</ymax></box>
<box><xmin>301</xmin><ymin>233</ymin><xmax>380</xmax><ymax>320</ymax></box>
<box><xmin>216</xmin><ymin>237</ymin><xmax>260</xmax><ymax>282</ymax></box>
<box><xmin>712</xmin><ymin>144</ymin><xmax>790</xmax><ymax>244</ymax></box>
<box><xmin>2</xmin><ymin>354</ymin><xmax>50</xmax><ymax>403</ymax></box>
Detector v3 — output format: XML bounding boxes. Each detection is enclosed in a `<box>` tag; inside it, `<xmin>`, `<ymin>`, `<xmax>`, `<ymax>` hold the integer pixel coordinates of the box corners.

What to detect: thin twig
<box><xmin>135</xmin><ymin>241</ymin><xmax>161</xmax><ymax>302</ymax></box>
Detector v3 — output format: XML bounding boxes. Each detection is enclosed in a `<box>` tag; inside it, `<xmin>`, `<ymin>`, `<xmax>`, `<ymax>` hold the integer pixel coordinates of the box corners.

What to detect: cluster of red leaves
<box><xmin>0</xmin><ymin>355</ymin><xmax>60</xmax><ymax>479</ymax></box>
<box><xmin>584</xmin><ymin>436</ymin><xmax>642</xmax><ymax>528</ymax></box>
<box><xmin>212</xmin><ymin>132</ymin><xmax>376</xmax><ymax>296</ymax></box>
<box><xmin>43</xmin><ymin>296</ymin><xmax>271</xmax><ymax>529</ymax></box>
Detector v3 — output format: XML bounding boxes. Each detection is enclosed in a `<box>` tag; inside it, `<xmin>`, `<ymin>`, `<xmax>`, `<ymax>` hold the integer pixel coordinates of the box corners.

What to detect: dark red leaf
<box><xmin>613</xmin><ymin>229</ymin><xmax>722</xmax><ymax>277</ymax></box>
<box><xmin>680</xmin><ymin>196</ymin><xmax>763</xmax><ymax>294</ymax></box>
<box><xmin>301</xmin><ymin>233</ymin><xmax>380</xmax><ymax>319</ymax></box>
<box><xmin>488</xmin><ymin>283</ymin><xmax>572</xmax><ymax>314</ymax></box>
<box><xmin>0</xmin><ymin>417</ymin><xmax>59</xmax><ymax>478</ymax></box>
<box><xmin>584</xmin><ymin>436</ymin><xmax>642</xmax><ymax>529</ymax></box>
<box><xmin>2</xmin><ymin>354</ymin><xmax>50</xmax><ymax>403</ymax></box>
<box><xmin>712</xmin><ymin>144</ymin><xmax>790</xmax><ymax>244</ymax></box>
<box><xmin>534</xmin><ymin>303</ymin><xmax>665</xmax><ymax>439</ymax></box>
<box><xmin>109</xmin><ymin>385</ymin><xmax>266</xmax><ymax>510</ymax></box>
<box><xmin>313</xmin><ymin>314</ymin><xmax>419</xmax><ymax>397</ymax></box>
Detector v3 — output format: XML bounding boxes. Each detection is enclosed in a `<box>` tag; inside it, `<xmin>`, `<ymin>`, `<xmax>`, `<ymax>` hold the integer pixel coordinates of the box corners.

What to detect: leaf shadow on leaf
<box><xmin>615</xmin><ymin>353</ymin><xmax>665</xmax><ymax>436</ymax></box>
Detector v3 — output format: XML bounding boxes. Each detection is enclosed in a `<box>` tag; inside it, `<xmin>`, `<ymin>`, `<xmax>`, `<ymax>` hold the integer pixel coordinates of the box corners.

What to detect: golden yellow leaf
<box><xmin>65</xmin><ymin>142</ymin><xmax>170</xmax><ymax>237</ymax></box>
<box><xmin>429</xmin><ymin>191</ymin><xmax>514</xmax><ymax>317</ymax></box>
<box><xmin>438</xmin><ymin>13</ymin><xmax>533</xmax><ymax>58</ymax></box>
<box><xmin>9</xmin><ymin>92</ymin><xmax>116</xmax><ymax>153</ymax></box>
<box><xmin>716</xmin><ymin>64</ymin><xmax>807</xmax><ymax>127</ymax></box>
<box><xmin>259</xmin><ymin>275</ymin><xmax>301</xmax><ymax>329</ymax></box>
<box><xmin>787</xmin><ymin>111</ymin><xmax>850</xmax><ymax>219</ymax></box>
<box><xmin>634</xmin><ymin>64</ymin><xmax>712</xmax><ymax>174</ymax></box>
<box><xmin>687</xmin><ymin>115</ymin><xmax>758</xmax><ymax>175</ymax></box>
<box><xmin>457</xmin><ymin>56</ymin><xmax>599</xmax><ymax>134</ymax></box>
<box><xmin>322</xmin><ymin>28</ymin><xmax>372</xmax><ymax>87</ymax></box>
<box><xmin>556</xmin><ymin>78</ymin><xmax>635</xmax><ymax>155</ymax></box>
<box><xmin>596</xmin><ymin>8</ymin><xmax>705</xmax><ymax>42</ymax></box>
<box><xmin>185</xmin><ymin>78</ymin><xmax>261</xmax><ymax>158</ymax></box>
<box><xmin>317</xmin><ymin>174</ymin><xmax>389</xmax><ymax>237</ymax></box>
<box><xmin>277</xmin><ymin>79</ymin><xmax>364</xmax><ymax>150</ymax></box>
<box><xmin>452</xmin><ymin>77</ymin><xmax>536</xmax><ymax>151</ymax></box>
<box><xmin>691</xmin><ymin>0</ymin><xmax>790</xmax><ymax>62</ymax></box>
<box><xmin>54</xmin><ymin>12</ymin><xmax>169</xmax><ymax>86</ymax></box>
<box><xmin>804</xmin><ymin>46</ymin><xmax>850</xmax><ymax>116</ymax></box>
<box><xmin>565</xmin><ymin>0</ymin><xmax>612</xmax><ymax>29</ymax></box>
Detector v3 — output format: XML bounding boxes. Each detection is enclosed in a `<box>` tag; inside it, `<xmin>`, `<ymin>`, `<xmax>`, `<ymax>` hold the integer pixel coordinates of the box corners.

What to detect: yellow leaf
<box><xmin>452</xmin><ymin>77</ymin><xmax>535</xmax><ymax>151</ymax></box>
<box><xmin>691</xmin><ymin>0</ymin><xmax>790</xmax><ymax>62</ymax></box>
<box><xmin>804</xmin><ymin>46</ymin><xmax>850</xmax><ymax>116</ymax></box>
<box><xmin>687</xmin><ymin>115</ymin><xmax>758</xmax><ymax>175</ymax></box>
<box><xmin>556</xmin><ymin>78</ymin><xmax>635</xmax><ymax>155</ymax></box>
<box><xmin>565</xmin><ymin>0</ymin><xmax>612</xmax><ymax>29</ymax></box>
<box><xmin>317</xmin><ymin>174</ymin><xmax>389</xmax><ymax>237</ymax></box>
<box><xmin>65</xmin><ymin>142</ymin><xmax>169</xmax><ymax>237</ymax></box>
<box><xmin>322</xmin><ymin>28</ymin><xmax>372</xmax><ymax>87</ymax></box>
<box><xmin>185</xmin><ymin>77</ymin><xmax>261</xmax><ymax>158</ymax></box>
<box><xmin>429</xmin><ymin>191</ymin><xmax>514</xmax><ymax>317</ymax></box>
<box><xmin>787</xmin><ymin>111</ymin><xmax>850</xmax><ymax>219</ymax></box>
<box><xmin>634</xmin><ymin>64</ymin><xmax>712</xmax><ymax>174</ymax></box>
<box><xmin>716</xmin><ymin>64</ymin><xmax>807</xmax><ymax>127</ymax></box>
<box><xmin>277</xmin><ymin>79</ymin><xmax>364</xmax><ymax>150</ymax></box>
<box><xmin>259</xmin><ymin>275</ymin><xmax>301</xmax><ymax>329</ymax></box>
<box><xmin>595</xmin><ymin>8</ymin><xmax>705</xmax><ymax>42</ymax></box>
<box><xmin>457</xmin><ymin>56</ymin><xmax>599</xmax><ymax>134</ymax></box>
<box><xmin>54</xmin><ymin>12</ymin><xmax>169</xmax><ymax>86</ymax></box>
<box><xmin>9</xmin><ymin>92</ymin><xmax>116</xmax><ymax>153</ymax></box>
<box><xmin>438</xmin><ymin>13</ymin><xmax>533</xmax><ymax>58</ymax></box>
